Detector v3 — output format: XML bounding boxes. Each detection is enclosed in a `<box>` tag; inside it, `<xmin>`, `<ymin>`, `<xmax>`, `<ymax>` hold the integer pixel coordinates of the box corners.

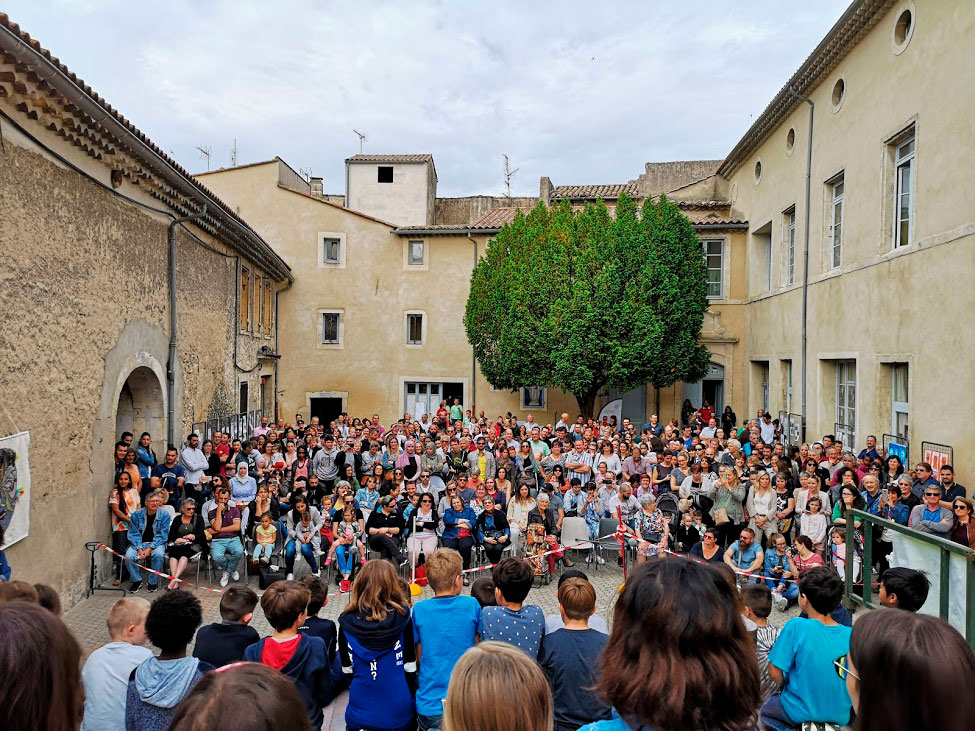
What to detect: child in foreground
<box><xmin>477</xmin><ymin>557</ymin><xmax>545</xmax><ymax>657</ymax></box>
<box><xmin>192</xmin><ymin>586</ymin><xmax>259</xmax><ymax>668</ymax></box>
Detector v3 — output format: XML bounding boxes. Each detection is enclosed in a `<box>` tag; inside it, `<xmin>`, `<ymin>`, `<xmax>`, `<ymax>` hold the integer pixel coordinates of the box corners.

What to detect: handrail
<box><xmin>845</xmin><ymin>508</ymin><xmax>975</xmax><ymax>650</ymax></box>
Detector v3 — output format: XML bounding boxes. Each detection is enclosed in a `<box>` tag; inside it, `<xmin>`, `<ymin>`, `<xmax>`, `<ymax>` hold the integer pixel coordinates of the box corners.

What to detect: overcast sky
<box><xmin>9</xmin><ymin>1</ymin><xmax>849</xmax><ymax>197</ymax></box>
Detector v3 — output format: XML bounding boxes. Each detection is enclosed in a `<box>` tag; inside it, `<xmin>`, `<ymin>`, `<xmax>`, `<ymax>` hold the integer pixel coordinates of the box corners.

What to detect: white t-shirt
<box><xmin>81</xmin><ymin>641</ymin><xmax>153</xmax><ymax>731</ymax></box>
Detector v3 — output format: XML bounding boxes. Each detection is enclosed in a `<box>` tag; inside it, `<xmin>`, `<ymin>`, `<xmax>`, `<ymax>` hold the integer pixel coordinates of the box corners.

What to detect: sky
<box><xmin>6</xmin><ymin>1</ymin><xmax>850</xmax><ymax>197</ymax></box>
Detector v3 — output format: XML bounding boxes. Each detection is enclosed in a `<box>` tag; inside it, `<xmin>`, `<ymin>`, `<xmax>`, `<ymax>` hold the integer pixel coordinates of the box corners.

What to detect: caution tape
<box><xmin>95</xmin><ymin>542</ymin><xmax>225</xmax><ymax>594</ymax></box>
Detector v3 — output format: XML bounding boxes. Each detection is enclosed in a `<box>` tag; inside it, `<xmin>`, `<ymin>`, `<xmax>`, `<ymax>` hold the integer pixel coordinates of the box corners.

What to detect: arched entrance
<box><xmin>683</xmin><ymin>362</ymin><xmax>725</xmax><ymax>414</ymax></box>
<box><xmin>116</xmin><ymin>366</ymin><xmax>165</xmax><ymax>443</ymax></box>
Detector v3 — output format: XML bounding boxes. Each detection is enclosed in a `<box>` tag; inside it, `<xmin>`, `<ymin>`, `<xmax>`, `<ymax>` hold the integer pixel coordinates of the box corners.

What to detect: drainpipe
<box><xmin>788</xmin><ymin>86</ymin><xmax>814</xmax><ymax>443</ymax></box>
<box><xmin>468</xmin><ymin>229</ymin><xmax>477</xmax><ymax>411</ymax></box>
<box><xmin>167</xmin><ymin>206</ymin><xmax>206</xmax><ymax>448</ymax></box>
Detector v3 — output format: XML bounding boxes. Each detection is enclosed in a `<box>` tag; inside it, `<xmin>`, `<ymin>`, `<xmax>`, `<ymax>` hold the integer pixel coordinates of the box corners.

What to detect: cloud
<box><xmin>7</xmin><ymin>0</ymin><xmax>849</xmax><ymax>196</ymax></box>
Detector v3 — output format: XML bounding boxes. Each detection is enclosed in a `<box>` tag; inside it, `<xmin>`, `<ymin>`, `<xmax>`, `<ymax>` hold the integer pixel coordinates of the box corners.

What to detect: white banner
<box><xmin>889</xmin><ymin>530</ymin><xmax>968</xmax><ymax>636</ymax></box>
<box><xmin>598</xmin><ymin>398</ymin><xmax>623</xmax><ymax>428</ymax></box>
<box><xmin>0</xmin><ymin>431</ymin><xmax>31</xmax><ymax>548</ymax></box>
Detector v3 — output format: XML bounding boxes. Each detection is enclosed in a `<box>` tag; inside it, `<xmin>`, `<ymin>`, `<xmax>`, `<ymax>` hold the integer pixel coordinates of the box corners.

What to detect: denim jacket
<box><xmin>135</xmin><ymin>446</ymin><xmax>156</xmax><ymax>480</ymax></box>
<box><xmin>126</xmin><ymin>508</ymin><xmax>172</xmax><ymax>551</ymax></box>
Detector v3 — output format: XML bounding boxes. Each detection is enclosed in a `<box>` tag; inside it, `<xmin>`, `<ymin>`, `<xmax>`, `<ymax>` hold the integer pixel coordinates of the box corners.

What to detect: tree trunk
<box><xmin>575</xmin><ymin>387</ymin><xmax>600</xmax><ymax>421</ymax></box>
<box><xmin>654</xmin><ymin>386</ymin><xmax>660</xmax><ymax>418</ymax></box>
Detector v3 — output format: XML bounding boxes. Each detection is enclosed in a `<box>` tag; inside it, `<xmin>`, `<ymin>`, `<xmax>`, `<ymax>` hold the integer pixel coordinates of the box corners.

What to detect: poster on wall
<box><xmin>0</xmin><ymin>431</ymin><xmax>31</xmax><ymax>548</ymax></box>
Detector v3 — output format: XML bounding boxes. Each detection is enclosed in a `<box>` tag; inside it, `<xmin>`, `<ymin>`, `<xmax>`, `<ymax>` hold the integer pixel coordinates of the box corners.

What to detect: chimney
<box><xmin>310</xmin><ymin>177</ymin><xmax>324</xmax><ymax>197</ymax></box>
<box><xmin>539</xmin><ymin>176</ymin><xmax>554</xmax><ymax>206</ymax></box>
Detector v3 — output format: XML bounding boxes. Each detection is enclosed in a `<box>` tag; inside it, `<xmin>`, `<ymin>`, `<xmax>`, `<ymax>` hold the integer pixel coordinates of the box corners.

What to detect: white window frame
<box><xmin>893</xmin><ymin>132</ymin><xmax>915</xmax><ymax>249</ymax></box>
<box><xmin>521</xmin><ymin>386</ymin><xmax>547</xmax><ymax>410</ymax></box>
<box><xmin>835</xmin><ymin>360</ymin><xmax>857</xmax><ymax>447</ymax></box>
<box><xmin>318</xmin><ymin>232</ymin><xmax>347</xmax><ymax>269</ymax></box>
<box><xmin>409</xmin><ymin>240</ymin><xmax>425</xmax><ymax>266</ymax></box>
<box><xmin>784</xmin><ymin>207</ymin><xmax>796</xmax><ymax>285</ymax></box>
<box><xmin>702</xmin><ymin>238</ymin><xmax>724</xmax><ymax>299</ymax></box>
<box><xmin>318</xmin><ymin>309</ymin><xmax>344</xmax><ymax>349</ymax></box>
<box><xmin>405</xmin><ymin>311</ymin><xmax>425</xmax><ymax>347</ymax></box>
<box><xmin>764</xmin><ymin>236</ymin><xmax>772</xmax><ymax>292</ymax></box>
<box><xmin>760</xmin><ymin>363</ymin><xmax>770</xmax><ymax>414</ymax></box>
<box><xmin>783</xmin><ymin>359</ymin><xmax>793</xmax><ymax>414</ymax></box>
<box><xmin>829</xmin><ymin>174</ymin><xmax>844</xmax><ymax>269</ymax></box>
<box><xmin>403</xmin><ymin>239</ymin><xmax>428</xmax><ymax>270</ymax></box>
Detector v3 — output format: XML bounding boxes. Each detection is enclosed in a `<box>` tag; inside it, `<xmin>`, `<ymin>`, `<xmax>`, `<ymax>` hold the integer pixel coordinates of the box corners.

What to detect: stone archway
<box><xmin>116</xmin><ymin>366</ymin><xmax>165</xmax><ymax>444</ymax></box>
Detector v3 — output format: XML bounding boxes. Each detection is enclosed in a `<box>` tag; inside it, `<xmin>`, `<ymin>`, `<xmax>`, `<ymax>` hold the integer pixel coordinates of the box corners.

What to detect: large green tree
<box><xmin>464</xmin><ymin>193</ymin><xmax>710</xmax><ymax>418</ymax></box>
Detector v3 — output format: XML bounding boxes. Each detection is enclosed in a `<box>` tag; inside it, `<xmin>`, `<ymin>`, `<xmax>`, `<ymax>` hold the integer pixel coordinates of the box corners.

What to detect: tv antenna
<box><xmin>503</xmin><ymin>154</ymin><xmax>519</xmax><ymax>202</ymax></box>
<box><xmin>353</xmin><ymin>129</ymin><xmax>367</xmax><ymax>154</ymax></box>
<box><xmin>196</xmin><ymin>145</ymin><xmax>212</xmax><ymax>171</ymax></box>
<box><xmin>230</xmin><ymin>138</ymin><xmax>238</xmax><ymax>167</ymax></box>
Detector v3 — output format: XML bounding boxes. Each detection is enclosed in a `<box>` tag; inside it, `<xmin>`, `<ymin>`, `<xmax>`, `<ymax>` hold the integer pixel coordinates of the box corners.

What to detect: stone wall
<box><xmin>434</xmin><ymin>195</ymin><xmax>538</xmax><ymax>225</ymax></box>
<box><xmin>0</xmin><ymin>137</ymin><xmax>269</xmax><ymax>606</ymax></box>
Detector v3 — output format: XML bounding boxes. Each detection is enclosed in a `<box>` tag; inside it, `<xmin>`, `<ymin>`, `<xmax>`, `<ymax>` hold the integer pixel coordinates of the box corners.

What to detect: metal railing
<box><xmin>921</xmin><ymin>440</ymin><xmax>954</xmax><ymax>473</ymax></box>
<box><xmin>191</xmin><ymin>409</ymin><xmax>264</xmax><ymax>441</ymax></box>
<box><xmin>845</xmin><ymin>508</ymin><xmax>975</xmax><ymax>650</ymax></box>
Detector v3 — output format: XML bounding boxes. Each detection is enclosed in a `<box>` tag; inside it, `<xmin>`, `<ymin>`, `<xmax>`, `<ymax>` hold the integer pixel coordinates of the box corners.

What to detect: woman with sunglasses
<box><xmin>687</xmin><ymin>527</ymin><xmax>723</xmax><ymax>565</ymax></box>
<box><xmin>949</xmin><ymin>497</ymin><xmax>975</xmax><ymax>549</ymax></box>
<box><xmin>166</xmin><ymin>498</ymin><xmax>206</xmax><ymax>590</ymax></box>
<box><xmin>839</xmin><ymin>609</ymin><xmax>975</xmax><ymax>731</ymax></box>
<box><xmin>289</xmin><ymin>445</ymin><xmax>311</xmax><ymax>487</ymax></box>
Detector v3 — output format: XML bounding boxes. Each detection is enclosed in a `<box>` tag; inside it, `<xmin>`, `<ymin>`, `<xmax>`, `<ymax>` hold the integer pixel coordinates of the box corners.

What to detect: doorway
<box><xmin>682</xmin><ymin>362</ymin><xmax>725</xmax><ymax>414</ymax></box>
<box><xmin>404</xmin><ymin>381</ymin><xmax>464</xmax><ymax>420</ymax></box>
<box><xmin>607</xmin><ymin>385</ymin><xmax>647</xmax><ymax>427</ymax></box>
<box><xmin>310</xmin><ymin>397</ymin><xmax>343</xmax><ymax>427</ymax></box>
<box><xmin>116</xmin><ymin>366</ymin><xmax>165</xmax><ymax>441</ymax></box>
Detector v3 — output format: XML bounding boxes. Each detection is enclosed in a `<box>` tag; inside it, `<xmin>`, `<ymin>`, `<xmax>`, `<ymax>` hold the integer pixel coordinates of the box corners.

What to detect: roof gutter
<box><xmin>0</xmin><ymin>23</ymin><xmax>292</xmax><ymax>283</ymax></box>
<box><xmin>691</xmin><ymin>222</ymin><xmax>750</xmax><ymax>231</ymax></box>
<box><xmin>392</xmin><ymin>227</ymin><xmax>500</xmax><ymax>236</ymax></box>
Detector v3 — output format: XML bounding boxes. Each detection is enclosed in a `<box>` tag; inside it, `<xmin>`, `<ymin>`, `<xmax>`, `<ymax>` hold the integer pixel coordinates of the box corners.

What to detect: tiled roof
<box><xmin>345</xmin><ymin>154</ymin><xmax>433</xmax><ymax>164</ymax></box>
<box><xmin>0</xmin><ymin>13</ymin><xmax>291</xmax><ymax>281</ymax></box>
<box><xmin>553</xmin><ymin>183</ymin><xmax>641</xmax><ymax>199</ymax></box>
<box><xmin>470</xmin><ymin>207</ymin><xmax>532</xmax><ymax>229</ymax></box>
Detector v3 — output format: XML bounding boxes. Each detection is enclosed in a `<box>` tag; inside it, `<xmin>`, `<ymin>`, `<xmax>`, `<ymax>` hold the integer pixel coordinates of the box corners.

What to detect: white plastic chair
<box><xmin>560</xmin><ymin>517</ymin><xmax>595</xmax><ymax>568</ymax></box>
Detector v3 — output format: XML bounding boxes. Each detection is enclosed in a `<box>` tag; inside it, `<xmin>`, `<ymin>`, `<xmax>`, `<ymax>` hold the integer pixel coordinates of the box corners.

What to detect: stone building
<box><xmin>0</xmin><ymin>14</ymin><xmax>291</xmax><ymax>602</ymax></box>
<box><xmin>203</xmin><ymin>1</ymin><xmax>974</xmax><ymax>479</ymax></box>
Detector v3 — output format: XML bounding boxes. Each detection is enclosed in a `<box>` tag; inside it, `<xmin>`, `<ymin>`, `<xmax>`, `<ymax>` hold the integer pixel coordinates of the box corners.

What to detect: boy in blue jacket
<box><xmin>244</xmin><ymin>580</ymin><xmax>332</xmax><ymax>728</ymax></box>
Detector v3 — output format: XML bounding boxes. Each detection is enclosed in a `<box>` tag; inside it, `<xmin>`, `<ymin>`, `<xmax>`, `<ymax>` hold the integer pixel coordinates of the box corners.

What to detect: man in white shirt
<box><xmin>179</xmin><ymin>432</ymin><xmax>210</xmax><ymax>503</ymax></box>
<box><xmin>565</xmin><ymin>442</ymin><xmax>593</xmax><ymax>484</ymax></box>
<box><xmin>759</xmin><ymin>413</ymin><xmax>775</xmax><ymax>444</ymax></box>
<box><xmin>701</xmin><ymin>418</ymin><xmax>718</xmax><ymax>439</ymax></box>
<box><xmin>555</xmin><ymin>413</ymin><xmax>571</xmax><ymax>433</ymax></box>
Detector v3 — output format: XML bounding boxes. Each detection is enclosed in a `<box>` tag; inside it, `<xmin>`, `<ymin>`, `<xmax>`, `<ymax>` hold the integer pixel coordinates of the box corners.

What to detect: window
<box><xmin>702</xmin><ymin>239</ymin><xmax>723</xmax><ymax>298</ymax></box>
<box><xmin>407</xmin><ymin>313</ymin><xmax>424</xmax><ymax>345</ymax></box>
<box><xmin>784</xmin><ymin>207</ymin><xmax>796</xmax><ymax>285</ymax></box>
<box><xmin>521</xmin><ymin>386</ymin><xmax>546</xmax><ymax>410</ymax></box>
<box><xmin>239</xmin><ymin>382</ymin><xmax>249</xmax><ymax>413</ymax></box>
<box><xmin>408</xmin><ymin>240</ymin><xmax>425</xmax><ymax>266</ymax></box>
<box><xmin>378</xmin><ymin>166</ymin><xmax>393</xmax><ymax>183</ymax></box>
<box><xmin>751</xmin><ymin>361</ymin><xmax>770</xmax><ymax>414</ymax></box>
<box><xmin>750</xmin><ymin>223</ymin><xmax>772</xmax><ymax>295</ymax></box>
<box><xmin>835</xmin><ymin>360</ymin><xmax>857</xmax><ymax>448</ymax></box>
<box><xmin>264</xmin><ymin>281</ymin><xmax>273</xmax><ymax>336</ymax></box>
<box><xmin>322</xmin><ymin>238</ymin><xmax>340</xmax><ymax>265</ymax></box>
<box><xmin>782</xmin><ymin>359</ymin><xmax>793</xmax><ymax>413</ymax></box>
<box><xmin>893</xmin><ymin>132</ymin><xmax>915</xmax><ymax>248</ymax></box>
<box><xmin>760</xmin><ymin>363</ymin><xmax>769</xmax><ymax>414</ymax></box>
<box><xmin>257</xmin><ymin>278</ymin><xmax>265</xmax><ymax>332</ymax></box>
<box><xmin>891</xmin><ymin>363</ymin><xmax>909</xmax><ymax>438</ymax></box>
<box><xmin>240</xmin><ymin>266</ymin><xmax>250</xmax><ymax>331</ymax></box>
<box><xmin>321</xmin><ymin>312</ymin><xmax>341</xmax><ymax>345</ymax></box>
<box><xmin>829</xmin><ymin>175</ymin><xmax>844</xmax><ymax>268</ymax></box>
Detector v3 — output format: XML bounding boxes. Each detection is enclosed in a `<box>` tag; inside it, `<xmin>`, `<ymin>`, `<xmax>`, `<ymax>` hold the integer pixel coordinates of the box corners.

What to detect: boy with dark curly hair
<box><xmin>125</xmin><ymin>590</ymin><xmax>212</xmax><ymax>731</ymax></box>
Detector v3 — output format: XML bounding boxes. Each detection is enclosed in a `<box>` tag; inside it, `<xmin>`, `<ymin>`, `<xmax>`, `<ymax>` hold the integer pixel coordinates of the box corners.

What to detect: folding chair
<box><xmin>560</xmin><ymin>517</ymin><xmax>595</xmax><ymax>569</ymax></box>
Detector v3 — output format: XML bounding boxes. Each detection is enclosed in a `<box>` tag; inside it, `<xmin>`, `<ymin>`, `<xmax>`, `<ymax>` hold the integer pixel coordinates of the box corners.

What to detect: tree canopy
<box><xmin>464</xmin><ymin>193</ymin><xmax>711</xmax><ymax>417</ymax></box>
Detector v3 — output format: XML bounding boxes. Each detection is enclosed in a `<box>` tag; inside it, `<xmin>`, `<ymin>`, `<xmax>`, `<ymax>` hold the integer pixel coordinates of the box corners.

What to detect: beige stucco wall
<box><xmin>724</xmin><ymin>0</ymin><xmax>975</xmax><ymax>478</ymax></box>
<box><xmin>0</xmin><ymin>120</ymin><xmax>277</xmax><ymax>605</ymax></box>
<box><xmin>345</xmin><ymin>161</ymin><xmax>434</xmax><ymax>226</ymax></box>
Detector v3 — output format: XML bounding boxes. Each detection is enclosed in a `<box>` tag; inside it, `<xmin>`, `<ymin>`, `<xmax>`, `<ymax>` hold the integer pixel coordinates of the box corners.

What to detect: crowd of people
<box><xmin>1</xmin><ymin>400</ymin><xmax>974</xmax><ymax>730</ymax></box>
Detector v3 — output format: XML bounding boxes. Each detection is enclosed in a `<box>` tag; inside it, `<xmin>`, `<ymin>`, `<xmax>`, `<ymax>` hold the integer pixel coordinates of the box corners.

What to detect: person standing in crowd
<box><xmin>412</xmin><ymin>549</ymin><xmax>481</xmax><ymax>731</ymax></box>
<box><xmin>192</xmin><ymin>586</ymin><xmax>259</xmax><ymax>668</ymax></box>
<box><xmin>135</xmin><ymin>432</ymin><xmax>157</xmax><ymax>482</ymax></box>
<box><xmin>179</xmin><ymin>432</ymin><xmax>209</xmax><ymax>505</ymax></box>
<box><xmin>760</xmin><ymin>567</ymin><xmax>852</xmax><ymax>731</ymax></box>
<box><xmin>949</xmin><ymin>496</ymin><xmax>975</xmax><ymax>549</ymax></box>
<box><xmin>580</xmin><ymin>558</ymin><xmax>760</xmax><ymax>731</ymax></box>
<box><xmin>710</xmin><ymin>465</ymin><xmax>747</xmax><ymax>548</ymax></box>
<box><xmin>841</xmin><ymin>609</ymin><xmax>975</xmax><ymax>731</ymax></box>
<box><xmin>124</xmin><ymin>489</ymin><xmax>171</xmax><ymax>593</ymax></box>
<box><xmin>149</xmin><ymin>446</ymin><xmax>185</xmax><ymax>506</ymax></box>
<box><xmin>81</xmin><ymin>597</ymin><xmax>152</xmax><ymax>731</ymax></box>
<box><xmin>313</xmin><ymin>435</ymin><xmax>340</xmax><ymax>494</ymax></box>
<box><xmin>109</xmin><ymin>469</ymin><xmax>141</xmax><ymax>586</ymax></box>
<box><xmin>244</xmin><ymin>580</ymin><xmax>333</xmax><ymax>728</ymax></box>
<box><xmin>908</xmin><ymin>483</ymin><xmax>953</xmax><ymax>539</ymax></box>
<box><xmin>444</xmin><ymin>641</ymin><xmax>553</xmax><ymax>731</ymax></box>
<box><xmin>126</xmin><ymin>590</ymin><xmax>212</xmax><ymax>730</ymax></box>
<box><xmin>540</xmin><ymin>578</ymin><xmax>612</xmax><ymax>731</ymax></box>
<box><xmin>338</xmin><ymin>561</ymin><xmax>417</xmax><ymax>731</ymax></box>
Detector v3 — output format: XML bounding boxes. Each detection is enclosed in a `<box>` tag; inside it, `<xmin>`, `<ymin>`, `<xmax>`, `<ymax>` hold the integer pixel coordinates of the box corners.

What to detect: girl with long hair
<box><xmin>338</xmin><ymin>561</ymin><xmax>417</xmax><ymax>731</ymax></box>
<box><xmin>108</xmin><ymin>470</ymin><xmax>140</xmax><ymax>585</ymax></box>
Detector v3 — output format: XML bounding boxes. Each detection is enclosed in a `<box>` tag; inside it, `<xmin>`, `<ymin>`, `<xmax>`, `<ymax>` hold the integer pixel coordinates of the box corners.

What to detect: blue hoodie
<box><xmin>338</xmin><ymin>609</ymin><xmax>417</xmax><ymax>731</ymax></box>
<box><xmin>125</xmin><ymin>656</ymin><xmax>212</xmax><ymax>731</ymax></box>
<box><xmin>243</xmin><ymin>634</ymin><xmax>332</xmax><ymax>728</ymax></box>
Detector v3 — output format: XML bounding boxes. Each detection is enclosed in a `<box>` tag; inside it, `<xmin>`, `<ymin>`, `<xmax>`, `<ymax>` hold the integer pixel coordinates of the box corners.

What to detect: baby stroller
<box><xmin>523</xmin><ymin>522</ymin><xmax>553</xmax><ymax>585</ymax></box>
<box><xmin>656</xmin><ymin>491</ymin><xmax>682</xmax><ymax>551</ymax></box>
